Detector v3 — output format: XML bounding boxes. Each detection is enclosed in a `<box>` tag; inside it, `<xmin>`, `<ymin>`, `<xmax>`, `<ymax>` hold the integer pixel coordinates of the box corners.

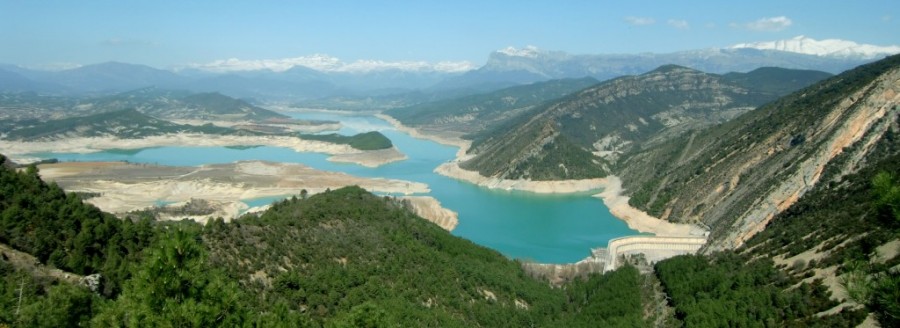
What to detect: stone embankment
<box><xmin>522</xmin><ymin>236</ymin><xmax>707</xmax><ymax>284</ymax></box>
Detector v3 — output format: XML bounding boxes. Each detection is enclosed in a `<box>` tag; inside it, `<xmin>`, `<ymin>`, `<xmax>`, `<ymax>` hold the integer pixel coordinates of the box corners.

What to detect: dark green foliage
<box><xmin>655</xmin><ymin>253</ymin><xmax>864</xmax><ymax>327</ymax></box>
<box><xmin>299</xmin><ymin>131</ymin><xmax>393</xmax><ymax>150</ymax></box>
<box><xmin>870</xmin><ymin>270</ymin><xmax>900</xmax><ymax>326</ymax></box>
<box><xmin>722</xmin><ymin>67</ymin><xmax>832</xmax><ymax>97</ymax></box>
<box><xmin>872</xmin><ymin>171</ymin><xmax>900</xmax><ymax>222</ymax></box>
<box><xmin>0</xmin><ymin>154</ymin><xmax>154</xmax><ymax>296</ymax></box>
<box><xmin>93</xmin><ymin>226</ymin><xmax>252</xmax><ymax>327</ymax></box>
<box><xmin>205</xmin><ymin>186</ymin><xmax>647</xmax><ymax>327</ymax></box>
<box><xmin>558</xmin><ymin>265</ymin><xmax>645</xmax><ymax>327</ymax></box>
<box><xmin>0</xmin><ymin>260</ymin><xmax>103</xmax><ymax>327</ymax></box>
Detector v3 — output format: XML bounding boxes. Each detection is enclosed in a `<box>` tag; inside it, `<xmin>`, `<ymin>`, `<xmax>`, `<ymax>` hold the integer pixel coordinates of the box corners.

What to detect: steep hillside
<box><xmin>0</xmin><ymin>157</ymin><xmax>651</xmax><ymax>326</ymax></box>
<box><xmin>3</xmin><ymin>109</ymin><xmax>240</xmax><ymax>140</ymax></box>
<box><xmin>0</xmin><ymin>88</ymin><xmax>290</xmax><ymax>124</ymax></box>
<box><xmin>386</xmin><ymin>77</ymin><xmax>599</xmax><ymax>135</ymax></box>
<box><xmin>463</xmin><ymin>65</ymin><xmax>779</xmax><ymax>180</ymax></box>
<box><xmin>619</xmin><ymin>54</ymin><xmax>900</xmax><ymax>250</ymax></box>
<box><xmin>723</xmin><ymin>67</ymin><xmax>833</xmax><ymax>97</ymax></box>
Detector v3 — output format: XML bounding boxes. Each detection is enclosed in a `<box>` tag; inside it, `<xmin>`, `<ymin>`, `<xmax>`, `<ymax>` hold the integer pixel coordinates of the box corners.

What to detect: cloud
<box><xmin>624</xmin><ymin>16</ymin><xmax>655</xmax><ymax>26</ymax></box>
<box><xmin>740</xmin><ymin>16</ymin><xmax>793</xmax><ymax>31</ymax></box>
<box><xmin>667</xmin><ymin>19</ymin><xmax>689</xmax><ymax>30</ymax></box>
<box><xmin>187</xmin><ymin>55</ymin><xmax>475</xmax><ymax>73</ymax></box>
<box><xmin>883</xmin><ymin>15</ymin><xmax>893</xmax><ymax>22</ymax></box>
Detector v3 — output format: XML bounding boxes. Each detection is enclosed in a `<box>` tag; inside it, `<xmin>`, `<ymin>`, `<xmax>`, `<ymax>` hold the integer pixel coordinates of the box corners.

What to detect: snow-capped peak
<box><xmin>496</xmin><ymin>45</ymin><xmax>541</xmax><ymax>58</ymax></box>
<box><xmin>730</xmin><ymin>35</ymin><xmax>900</xmax><ymax>59</ymax></box>
<box><xmin>186</xmin><ymin>55</ymin><xmax>474</xmax><ymax>73</ymax></box>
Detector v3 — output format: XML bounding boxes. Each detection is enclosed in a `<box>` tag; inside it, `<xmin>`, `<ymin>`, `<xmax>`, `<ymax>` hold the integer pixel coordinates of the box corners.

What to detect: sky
<box><xmin>1</xmin><ymin>0</ymin><xmax>898</xmax><ymax>70</ymax></box>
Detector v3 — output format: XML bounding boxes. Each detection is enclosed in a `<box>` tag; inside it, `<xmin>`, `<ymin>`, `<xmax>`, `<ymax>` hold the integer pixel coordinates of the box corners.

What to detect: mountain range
<box><xmin>1</xmin><ymin>36</ymin><xmax>896</xmax><ymax>103</ymax></box>
<box><xmin>457</xmin><ymin>65</ymin><xmax>831</xmax><ymax>179</ymax></box>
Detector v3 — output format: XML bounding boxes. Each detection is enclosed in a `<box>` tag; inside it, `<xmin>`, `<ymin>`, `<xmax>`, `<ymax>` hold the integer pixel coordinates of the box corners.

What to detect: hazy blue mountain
<box><xmin>47</xmin><ymin>62</ymin><xmax>184</xmax><ymax>93</ymax></box>
<box><xmin>0</xmin><ymin>69</ymin><xmax>55</xmax><ymax>93</ymax></box>
<box><xmin>441</xmin><ymin>47</ymin><xmax>875</xmax><ymax>89</ymax></box>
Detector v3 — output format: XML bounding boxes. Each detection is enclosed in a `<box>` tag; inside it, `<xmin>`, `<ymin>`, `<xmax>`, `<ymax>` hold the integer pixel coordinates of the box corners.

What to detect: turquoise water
<box><xmin>35</xmin><ymin>113</ymin><xmax>637</xmax><ymax>263</ymax></box>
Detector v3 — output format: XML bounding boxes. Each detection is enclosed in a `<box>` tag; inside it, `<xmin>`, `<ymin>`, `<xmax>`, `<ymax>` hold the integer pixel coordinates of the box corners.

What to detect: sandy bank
<box><xmin>39</xmin><ymin>160</ymin><xmax>429</xmax><ymax>224</ymax></box>
<box><xmin>1</xmin><ymin>133</ymin><xmax>405</xmax><ymax>167</ymax></box>
<box><xmin>375</xmin><ymin>114</ymin><xmax>471</xmax><ymax>157</ymax></box>
<box><xmin>594</xmin><ymin>176</ymin><xmax>707</xmax><ymax>237</ymax></box>
<box><xmin>435</xmin><ymin>161</ymin><xmax>608</xmax><ymax>194</ymax></box>
<box><xmin>399</xmin><ymin>196</ymin><xmax>458</xmax><ymax>231</ymax></box>
<box><xmin>328</xmin><ymin>147</ymin><xmax>407</xmax><ymax>168</ymax></box>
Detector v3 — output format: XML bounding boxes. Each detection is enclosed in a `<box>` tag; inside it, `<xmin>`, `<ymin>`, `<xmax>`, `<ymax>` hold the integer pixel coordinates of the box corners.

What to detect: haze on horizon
<box><xmin>1</xmin><ymin>0</ymin><xmax>899</xmax><ymax>71</ymax></box>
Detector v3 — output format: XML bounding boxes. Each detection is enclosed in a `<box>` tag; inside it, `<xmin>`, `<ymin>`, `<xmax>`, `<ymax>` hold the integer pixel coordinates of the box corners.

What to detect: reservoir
<box><xmin>34</xmin><ymin>112</ymin><xmax>638</xmax><ymax>263</ymax></box>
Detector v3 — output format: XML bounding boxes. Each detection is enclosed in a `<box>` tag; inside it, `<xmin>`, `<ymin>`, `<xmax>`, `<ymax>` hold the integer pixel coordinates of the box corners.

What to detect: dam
<box><xmin>522</xmin><ymin>235</ymin><xmax>707</xmax><ymax>283</ymax></box>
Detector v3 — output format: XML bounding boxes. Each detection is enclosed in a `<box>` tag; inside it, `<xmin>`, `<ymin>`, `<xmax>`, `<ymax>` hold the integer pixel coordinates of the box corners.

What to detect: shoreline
<box><xmin>1</xmin><ymin>133</ymin><xmax>406</xmax><ymax>168</ymax></box>
<box><xmin>377</xmin><ymin>112</ymin><xmax>706</xmax><ymax>237</ymax></box>
<box><xmin>38</xmin><ymin>160</ymin><xmax>430</xmax><ymax>224</ymax></box>
<box><xmin>399</xmin><ymin>196</ymin><xmax>459</xmax><ymax>231</ymax></box>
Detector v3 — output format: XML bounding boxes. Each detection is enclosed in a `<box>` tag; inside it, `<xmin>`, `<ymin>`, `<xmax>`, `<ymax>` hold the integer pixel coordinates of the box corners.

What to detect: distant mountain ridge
<box><xmin>2</xmin><ymin>37</ymin><xmax>894</xmax><ymax>101</ymax></box>
<box><xmin>442</xmin><ymin>47</ymin><xmax>876</xmax><ymax>88</ymax></box>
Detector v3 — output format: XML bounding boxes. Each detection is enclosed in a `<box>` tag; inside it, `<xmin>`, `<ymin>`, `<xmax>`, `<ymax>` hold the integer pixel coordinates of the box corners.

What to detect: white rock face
<box><xmin>730</xmin><ymin>35</ymin><xmax>900</xmax><ymax>59</ymax></box>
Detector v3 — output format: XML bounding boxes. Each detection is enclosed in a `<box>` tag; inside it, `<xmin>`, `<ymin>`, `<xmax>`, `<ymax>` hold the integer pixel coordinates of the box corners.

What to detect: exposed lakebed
<box><xmin>32</xmin><ymin>112</ymin><xmax>638</xmax><ymax>263</ymax></box>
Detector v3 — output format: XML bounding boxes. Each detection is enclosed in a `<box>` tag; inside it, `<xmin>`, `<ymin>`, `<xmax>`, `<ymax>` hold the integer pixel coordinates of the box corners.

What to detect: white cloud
<box><xmin>187</xmin><ymin>55</ymin><xmax>474</xmax><ymax>73</ymax></box>
<box><xmin>883</xmin><ymin>15</ymin><xmax>893</xmax><ymax>22</ymax></box>
<box><xmin>624</xmin><ymin>16</ymin><xmax>655</xmax><ymax>26</ymax></box>
<box><xmin>741</xmin><ymin>16</ymin><xmax>793</xmax><ymax>32</ymax></box>
<box><xmin>496</xmin><ymin>45</ymin><xmax>541</xmax><ymax>58</ymax></box>
<box><xmin>667</xmin><ymin>19</ymin><xmax>689</xmax><ymax>30</ymax></box>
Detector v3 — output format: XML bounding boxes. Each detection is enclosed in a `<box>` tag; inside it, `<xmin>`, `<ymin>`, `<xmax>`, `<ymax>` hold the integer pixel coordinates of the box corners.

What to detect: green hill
<box><xmin>462</xmin><ymin>65</ymin><xmax>780</xmax><ymax>180</ymax></box>
<box><xmin>90</xmin><ymin>88</ymin><xmax>288</xmax><ymax>121</ymax></box>
<box><xmin>299</xmin><ymin>131</ymin><xmax>393</xmax><ymax>150</ymax></box>
<box><xmin>722</xmin><ymin>67</ymin><xmax>833</xmax><ymax>97</ymax></box>
<box><xmin>0</xmin><ymin>155</ymin><xmax>650</xmax><ymax>326</ymax></box>
<box><xmin>385</xmin><ymin>77</ymin><xmax>599</xmax><ymax>135</ymax></box>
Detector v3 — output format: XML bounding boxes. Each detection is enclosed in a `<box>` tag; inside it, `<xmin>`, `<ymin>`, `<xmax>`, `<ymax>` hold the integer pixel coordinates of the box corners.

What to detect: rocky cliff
<box><xmin>619</xmin><ymin>55</ymin><xmax>900</xmax><ymax>250</ymax></box>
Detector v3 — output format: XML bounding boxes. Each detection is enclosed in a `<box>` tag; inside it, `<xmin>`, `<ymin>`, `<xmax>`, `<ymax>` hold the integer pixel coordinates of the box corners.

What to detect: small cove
<box><xmin>33</xmin><ymin>112</ymin><xmax>638</xmax><ymax>263</ymax></box>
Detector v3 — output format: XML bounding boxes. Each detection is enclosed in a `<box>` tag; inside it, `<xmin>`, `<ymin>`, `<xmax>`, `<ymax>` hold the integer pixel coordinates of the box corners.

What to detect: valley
<box><xmin>2</xmin><ymin>7</ymin><xmax>899</xmax><ymax>324</ymax></box>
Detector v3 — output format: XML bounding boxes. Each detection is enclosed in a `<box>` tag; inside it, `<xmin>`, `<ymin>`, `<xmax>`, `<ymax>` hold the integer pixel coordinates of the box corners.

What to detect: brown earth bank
<box><xmin>38</xmin><ymin>160</ymin><xmax>429</xmax><ymax>224</ymax></box>
<box><xmin>1</xmin><ymin>133</ymin><xmax>406</xmax><ymax>168</ymax></box>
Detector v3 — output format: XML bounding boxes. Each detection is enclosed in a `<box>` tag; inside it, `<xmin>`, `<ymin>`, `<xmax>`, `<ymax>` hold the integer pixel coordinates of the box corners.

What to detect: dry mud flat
<box><xmin>39</xmin><ymin>161</ymin><xmax>429</xmax><ymax>224</ymax></box>
<box><xmin>1</xmin><ymin>133</ymin><xmax>405</xmax><ymax>168</ymax></box>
